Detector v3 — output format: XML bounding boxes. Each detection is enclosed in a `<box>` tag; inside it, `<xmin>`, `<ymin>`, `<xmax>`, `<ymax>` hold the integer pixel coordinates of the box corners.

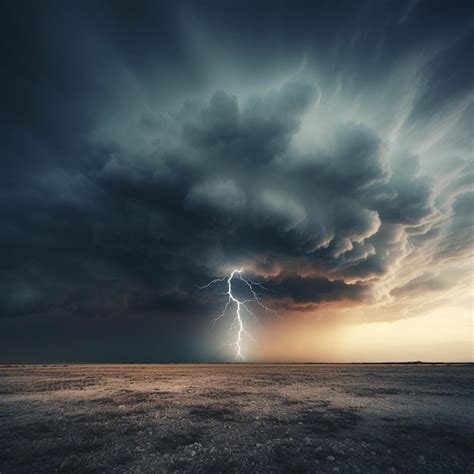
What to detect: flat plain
<box><xmin>0</xmin><ymin>364</ymin><xmax>472</xmax><ymax>473</ymax></box>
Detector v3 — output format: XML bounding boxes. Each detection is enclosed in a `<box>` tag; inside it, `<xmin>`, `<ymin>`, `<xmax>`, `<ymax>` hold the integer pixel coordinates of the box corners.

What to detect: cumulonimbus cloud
<box><xmin>0</xmin><ymin>1</ymin><xmax>472</xmax><ymax>340</ymax></box>
<box><xmin>2</xmin><ymin>76</ymin><xmax>470</xmax><ymax>323</ymax></box>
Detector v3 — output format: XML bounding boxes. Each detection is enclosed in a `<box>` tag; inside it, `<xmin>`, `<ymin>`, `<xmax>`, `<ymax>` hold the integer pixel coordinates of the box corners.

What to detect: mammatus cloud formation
<box><xmin>0</xmin><ymin>0</ymin><xmax>472</xmax><ymax>361</ymax></box>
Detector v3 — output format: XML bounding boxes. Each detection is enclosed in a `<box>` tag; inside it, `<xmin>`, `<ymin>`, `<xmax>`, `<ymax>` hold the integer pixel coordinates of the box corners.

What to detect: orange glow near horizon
<box><xmin>255</xmin><ymin>302</ymin><xmax>473</xmax><ymax>363</ymax></box>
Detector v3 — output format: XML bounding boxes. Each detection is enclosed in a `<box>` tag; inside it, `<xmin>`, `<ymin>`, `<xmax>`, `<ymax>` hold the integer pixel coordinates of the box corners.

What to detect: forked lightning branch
<box><xmin>199</xmin><ymin>269</ymin><xmax>277</xmax><ymax>360</ymax></box>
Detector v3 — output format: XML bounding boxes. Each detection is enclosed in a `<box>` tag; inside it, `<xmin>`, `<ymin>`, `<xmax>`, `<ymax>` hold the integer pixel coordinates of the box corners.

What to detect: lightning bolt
<box><xmin>199</xmin><ymin>268</ymin><xmax>277</xmax><ymax>360</ymax></box>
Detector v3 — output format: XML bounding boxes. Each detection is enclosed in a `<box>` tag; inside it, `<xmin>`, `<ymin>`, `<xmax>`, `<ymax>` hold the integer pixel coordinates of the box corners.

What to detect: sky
<box><xmin>1</xmin><ymin>0</ymin><xmax>473</xmax><ymax>362</ymax></box>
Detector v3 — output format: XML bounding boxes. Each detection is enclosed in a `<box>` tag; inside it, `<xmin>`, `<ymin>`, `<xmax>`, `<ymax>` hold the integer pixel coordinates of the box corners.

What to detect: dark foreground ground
<box><xmin>0</xmin><ymin>364</ymin><xmax>473</xmax><ymax>473</ymax></box>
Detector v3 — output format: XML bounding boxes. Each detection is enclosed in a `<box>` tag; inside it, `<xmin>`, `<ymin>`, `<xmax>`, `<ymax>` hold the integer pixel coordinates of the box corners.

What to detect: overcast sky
<box><xmin>1</xmin><ymin>0</ymin><xmax>472</xmax><ymax>362</ymax></box>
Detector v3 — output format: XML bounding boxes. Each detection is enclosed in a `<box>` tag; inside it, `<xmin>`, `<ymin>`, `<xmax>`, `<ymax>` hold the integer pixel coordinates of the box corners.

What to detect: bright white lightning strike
<box><xmin>199</xmin><ymin>268</ymin><xmax>276</xmax><ymax>360</ymax></box>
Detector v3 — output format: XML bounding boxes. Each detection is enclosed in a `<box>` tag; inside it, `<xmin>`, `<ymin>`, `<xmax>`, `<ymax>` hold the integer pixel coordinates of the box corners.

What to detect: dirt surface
<box><xmin>0</xmin><ymin>364</ymin><xmax>472</xmax><ymax>473</ymax></box>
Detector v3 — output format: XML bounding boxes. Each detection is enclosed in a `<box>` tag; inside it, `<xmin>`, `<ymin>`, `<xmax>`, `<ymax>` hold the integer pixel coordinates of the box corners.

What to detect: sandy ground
<box><xmin>0</xmin><ymin>364</ymin><xmax>472</xmax><ymax>473</ymax></box>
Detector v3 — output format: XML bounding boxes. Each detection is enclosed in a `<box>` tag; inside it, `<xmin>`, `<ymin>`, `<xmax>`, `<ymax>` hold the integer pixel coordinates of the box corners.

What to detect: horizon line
<box><xmin>1</xmin><ymin>361</ymin><xmax>472</xmax><ymax>366</ymax></box>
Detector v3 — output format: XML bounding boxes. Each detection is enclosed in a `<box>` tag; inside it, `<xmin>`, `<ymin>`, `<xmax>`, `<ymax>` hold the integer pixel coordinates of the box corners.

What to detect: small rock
<box><xmin>190</xmin><ymin>450</ymin><xmax>197</xmax><ymax>457</ymax></box>
<box><xmin>417</xmin><ymin>455</ymin><xmax>425</xmax><ymax>465</ymax></box>
<box><xmin>326</xmin><ymin>455</ymin><xmax>335</xmax><ymax>462</ymax></box>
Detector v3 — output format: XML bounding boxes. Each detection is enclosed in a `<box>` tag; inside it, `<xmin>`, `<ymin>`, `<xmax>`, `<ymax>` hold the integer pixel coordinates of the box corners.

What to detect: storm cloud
<box><xmin>1</xmin><ymin>0</ymin><xmax>472</xmax><ymax>361</ymax></box>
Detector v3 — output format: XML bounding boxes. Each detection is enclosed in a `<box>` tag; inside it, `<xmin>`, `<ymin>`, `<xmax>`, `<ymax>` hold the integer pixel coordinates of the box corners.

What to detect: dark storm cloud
<box><xmin>0</xmin><ymin>0</ymin><xmax>472</xmax><ymax>360</ymax></box>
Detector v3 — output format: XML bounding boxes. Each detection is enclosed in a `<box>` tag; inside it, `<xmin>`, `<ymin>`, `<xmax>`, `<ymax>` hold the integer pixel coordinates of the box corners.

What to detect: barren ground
<box><xmin>0</xmin><ymin>364</ymin><xmax>472</xmax><ymax>473</ymax></box>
